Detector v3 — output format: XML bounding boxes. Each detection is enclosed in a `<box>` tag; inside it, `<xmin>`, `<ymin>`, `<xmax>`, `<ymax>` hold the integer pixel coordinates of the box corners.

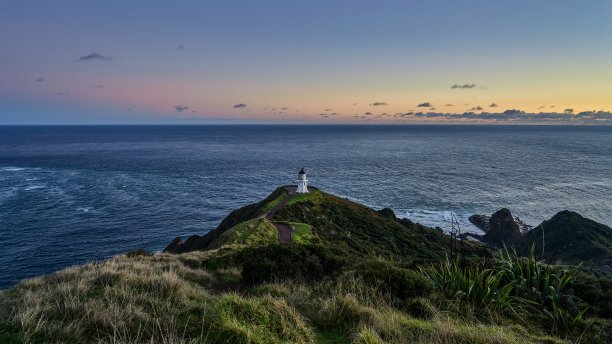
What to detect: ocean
<box><xmin>1</xmin><ymin>125</ymin><xmax>611</xmax><ymax>288</ymax></box>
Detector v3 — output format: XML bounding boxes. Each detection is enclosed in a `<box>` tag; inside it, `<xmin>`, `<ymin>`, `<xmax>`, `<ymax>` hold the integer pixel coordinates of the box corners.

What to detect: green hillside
<box><xmin>1</xmin><ymin>188</ymin><xmax>610</xmax><ymax>343</ymax></box>
<box><xmin>519</xmin><ymin>210</ymin><xmax>612</xmax><ymax>273</ymax></box>
<box><xmin>166</xmin><ymin>186</ymin><xmax>490</xmax><ymax>262</ymax></box>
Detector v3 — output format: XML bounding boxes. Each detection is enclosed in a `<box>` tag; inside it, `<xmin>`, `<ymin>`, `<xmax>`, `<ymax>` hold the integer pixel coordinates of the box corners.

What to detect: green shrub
<box><xmin>240</xmin><ymin>244</ymin><xmax>349</xmax><ymax>283</ymax></box>
<box><xmin>352</xmin><ymin>260</ymin><xmax>434</xmax><ymax>300</ymax></box>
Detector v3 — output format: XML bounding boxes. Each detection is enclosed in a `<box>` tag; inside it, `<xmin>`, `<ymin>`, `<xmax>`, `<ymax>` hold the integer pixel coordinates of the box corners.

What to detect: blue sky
<box><xmin>1</xmin><ymin>1</ymin><xmax>612</xmax><ymax>124</ymax></box>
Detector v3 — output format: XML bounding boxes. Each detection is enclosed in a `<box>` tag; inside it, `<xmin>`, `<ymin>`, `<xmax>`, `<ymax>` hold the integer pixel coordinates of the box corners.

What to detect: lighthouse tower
<box><xmin>296</xmin><ymin>168</ymin><xmax>309</xmax><ymax>193</ymax></box>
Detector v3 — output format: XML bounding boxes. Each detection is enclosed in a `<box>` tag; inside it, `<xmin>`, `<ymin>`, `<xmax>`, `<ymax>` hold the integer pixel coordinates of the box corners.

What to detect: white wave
<box><xmin>24</xmin><ymin>185</ymin><xmax>46</xmax><ymax>191</ymax></box>
<box><xmin>400</xmin><ymin>209</ymin><xmax>482</xmax><ymax>234</ymax></box>
<box><xmin>76</xmin><ymin>207</ymin><xmax>93</xmax><ymax>213</ymax></box>
<box><xmin>1</xmin><ymin>167</ymin><xmax>27</xmax><ymax>172</ymax></box>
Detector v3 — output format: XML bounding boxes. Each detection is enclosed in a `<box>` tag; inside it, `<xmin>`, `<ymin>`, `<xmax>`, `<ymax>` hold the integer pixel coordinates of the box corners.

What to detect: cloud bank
<box><xmin>388</xmin><ymin>109</ymin><xmax>612</xmax><ymax>124</ymax></box>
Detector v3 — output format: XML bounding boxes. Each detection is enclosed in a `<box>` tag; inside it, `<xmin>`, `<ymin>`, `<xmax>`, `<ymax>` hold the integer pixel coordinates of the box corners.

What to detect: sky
<box><xmin>1</xmin><ymin>0</ymin><xmax>612</xmax><ymax>124</ymax></box>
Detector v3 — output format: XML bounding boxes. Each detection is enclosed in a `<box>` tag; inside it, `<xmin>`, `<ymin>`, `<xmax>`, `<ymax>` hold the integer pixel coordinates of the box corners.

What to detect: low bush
<box><xmin>352</xmin><ymin>260</ymin><xmax>434</xmax><ymax>300</ymax></box>
<box><xmin>240</xmin><ymin>244</ymin><xmax>349</xmax><ymax>283</ymax></box>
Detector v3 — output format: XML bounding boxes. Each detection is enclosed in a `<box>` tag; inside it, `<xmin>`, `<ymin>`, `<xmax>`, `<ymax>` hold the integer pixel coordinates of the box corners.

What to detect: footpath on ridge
<box><xmin>265</xmin><ymin>186</ymin><xmax>295</xmax><ymax>244</ymax></box>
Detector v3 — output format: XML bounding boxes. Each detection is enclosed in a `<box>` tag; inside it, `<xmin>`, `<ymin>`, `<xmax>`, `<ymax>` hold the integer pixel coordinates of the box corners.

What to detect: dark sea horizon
<box><xmin>1</xmin><ymin>124</ymin><xmax>611</xmax><ymax>289</ymax></box>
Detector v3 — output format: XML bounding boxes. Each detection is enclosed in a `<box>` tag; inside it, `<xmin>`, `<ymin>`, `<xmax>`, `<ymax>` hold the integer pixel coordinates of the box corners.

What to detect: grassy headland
<box><xmin>1</xmin><ymin>187</ymin><xmax>610</xmax><ymax>343</ymax></box>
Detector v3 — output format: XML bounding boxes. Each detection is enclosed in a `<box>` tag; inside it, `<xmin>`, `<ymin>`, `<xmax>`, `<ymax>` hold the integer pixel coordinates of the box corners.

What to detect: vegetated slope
<box><xmin>165</xmin><ymin>187</ymin><xmax>288</xmax><ymax>253</ymax></box>
<box><xmin>166</xmin><ymin>186</ymin><xmax>490</xmax><ymax>261</ymax></box>
<box><xmin>519</xmin><ymin>210</ymin><xmax>612</xmax><ymax>273</ymax></box>
<box><xmin>4</xmin><ymin>249</ymin><xmax>607</xmax><ymax>344</ymax></box>
<box><xmin>269</xmin><ymin>188</ymin><xmax>489</xmax><ymax>261</ymax></box>
<box><xmin>2</xmin><ymin>190</ymin><xmax>611</xmax><ymax>343</ymax></box>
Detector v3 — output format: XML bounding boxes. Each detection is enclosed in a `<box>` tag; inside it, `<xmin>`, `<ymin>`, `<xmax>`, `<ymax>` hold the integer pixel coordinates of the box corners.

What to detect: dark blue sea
<box><xmin>1</xmin><ymin>125</ymin><xmax>611</xmax><ymax>288</ymax></box>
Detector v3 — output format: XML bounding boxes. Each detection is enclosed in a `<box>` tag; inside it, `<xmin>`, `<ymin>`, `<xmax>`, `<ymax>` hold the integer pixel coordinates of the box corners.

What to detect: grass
<box><xmin>259</xmin><ymin>193</ymin><xmax>285</xmax><ymax>216</ymax></box>
<box><xmin>2</xmin><ymin>248</ymin><xmax>596</xmax><ymax>343</ymax></box>
<box><xmin>290</xmin><ymin>222</ymin><xmax>314</xmax><ymax>244</ymax></box>
<box><xmin>2</xmin><ymin>187</ymin><xmax>609</xmax><ymax>343</ymax></box>
<box><xmin>286</xmin><ymin>189</ymin><xmax>323</xmax><ymax>206</ymax></box>
<box><xmin>209</xmin><ymin>218</ymin><xmax>278</xmax><ymax>249</ymax></box>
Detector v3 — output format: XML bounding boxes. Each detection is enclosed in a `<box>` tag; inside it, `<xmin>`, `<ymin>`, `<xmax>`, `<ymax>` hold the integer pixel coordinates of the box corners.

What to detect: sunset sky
<box><xmin>1</xmin><ymin>0</ymin><xmax>612</xmax><ymax>124</ymax></box>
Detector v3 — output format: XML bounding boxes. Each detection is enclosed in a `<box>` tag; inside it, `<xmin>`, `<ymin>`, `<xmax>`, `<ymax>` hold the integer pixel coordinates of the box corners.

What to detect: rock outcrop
<box><xmin>482</xmin><ymin>208</ymin><xmax>522</xmax><ymax>248</ymax></box>
<box><xmin>469</xmin><ymin>208</ymin><xmax>523</xmax><ymax>248</ymax></box>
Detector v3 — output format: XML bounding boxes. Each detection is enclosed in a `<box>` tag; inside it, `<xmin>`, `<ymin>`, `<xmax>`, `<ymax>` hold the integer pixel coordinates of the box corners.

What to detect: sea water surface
<box><xmin>1</xmin><ymin>125</ymin><xmax>611</xmax><ymax>288</ymax></box>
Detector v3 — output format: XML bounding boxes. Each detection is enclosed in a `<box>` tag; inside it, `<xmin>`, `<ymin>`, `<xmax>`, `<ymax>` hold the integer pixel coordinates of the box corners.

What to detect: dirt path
<box><xmin>274</xmin><ymin>222</ymin><xmax>292</xmax><ymax>244</ymax></box>
<box><xmin>265</xmin><ymin>187</ymin><xmax>295</xmax><ymax>244</ymax></box>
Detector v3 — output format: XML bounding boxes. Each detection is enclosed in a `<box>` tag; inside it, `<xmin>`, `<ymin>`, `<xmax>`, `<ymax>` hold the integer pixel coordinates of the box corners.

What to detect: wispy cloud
<box><xmin>233</xmin><ymin>103</ymin><xmax>247</xmax><ymax>109</ymax></box>
<box><xmin>176</xmin><ymin>45</ymin><xmax>185</xmax><ymax>51</ymax></box>
<box><xmin>451</xmin><ymin>83</ymin><xmax>477</xmax><ymax>89</ymax></box>
<box><xmin>471</xmin><ymin>106</ymin><xmax>483</xmax><ymax>111</ymax></box>
<box><xmin>417</xmin><ymin>102</ymin><xmax>433</xmax><ymax>107</ymax></box>
<box><xmin>369</xmin><ymin>102</ymin><xmax>388</xmax><ymax>106</ymax></box>
<box><xmin>174</xmin><ymin>105</ymin><xmax>189</xmax><ymax>112</ymax></box>
<box><xmin>74</xmin><ymin>53</ymin><xmax>113</xmax><ymax>62</ymax></box>
<box><xmin>35</xmin><ymin>77</ymin><xmax>44</xmax><ymax>82</ymax></box>
<box><xmin>489</xmin><ymin>103</ymin><xmax>498</xmax><ymax>108</ymax></box>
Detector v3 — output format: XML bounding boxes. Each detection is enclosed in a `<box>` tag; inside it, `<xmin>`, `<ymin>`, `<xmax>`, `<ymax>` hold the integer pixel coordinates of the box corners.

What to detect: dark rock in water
<box><xmin>471</xmin><ymin>208</ymin><xmax>523</xmax><ymax>248</ymax></box>
<box><xmin>469</xmin><ymin>208</ymin><xmax>534</xmax><ymax>248</ymax></box>
<box><xmin>470</xmin><ymin>212</ymin><xmax>532</xmax><ymax>234</ymax></box>
<box><xmin>468</xmin><ymin>214</ymin><xmax>490</xmax><ymax>232</ymax></box>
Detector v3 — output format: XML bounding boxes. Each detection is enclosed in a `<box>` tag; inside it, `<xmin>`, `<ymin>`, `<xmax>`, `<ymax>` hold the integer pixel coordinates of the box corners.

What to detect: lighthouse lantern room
<box><xmin>296</xmin><ymin>168</ymin><xmax>309</xmax><ymax>193</ymax></box>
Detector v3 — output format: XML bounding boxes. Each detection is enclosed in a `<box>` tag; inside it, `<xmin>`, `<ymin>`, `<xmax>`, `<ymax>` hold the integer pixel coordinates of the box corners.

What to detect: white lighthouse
<box><xmin>296</xmin><ymin>168</ymin><xmax>309</xmax><ymax>193</ymax></box>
